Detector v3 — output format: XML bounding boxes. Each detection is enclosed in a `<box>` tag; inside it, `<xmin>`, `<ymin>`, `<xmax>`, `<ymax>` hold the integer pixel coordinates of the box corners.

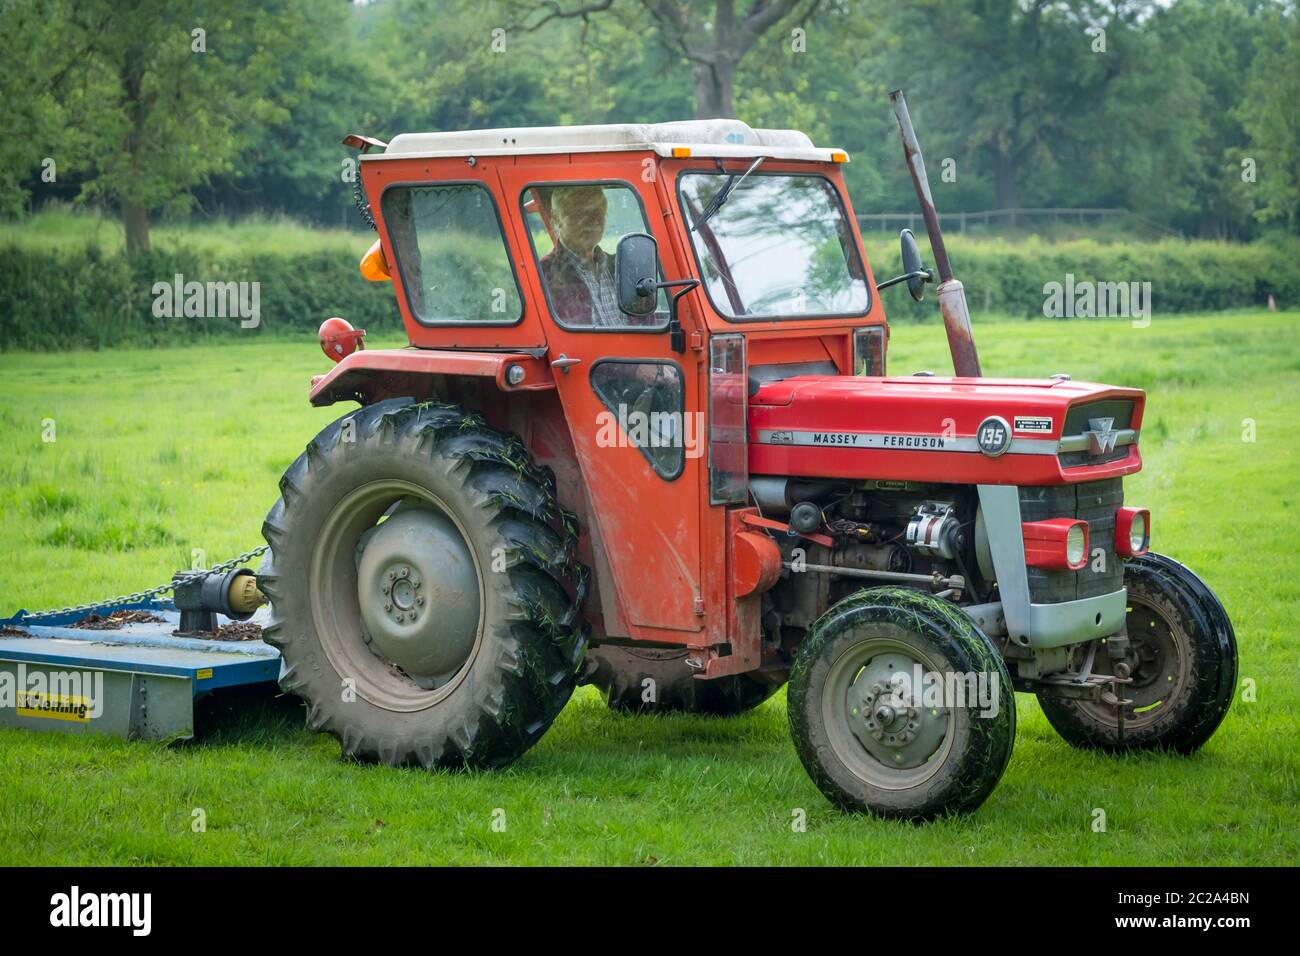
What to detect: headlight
<box><xmin>1129</xmin><ymin>513</ymin><xmax>1146</xmax><ymax>551</ymax></box>
<box><xmin>1022</xmin><ymin>519</ymin><xmax>1089</xmax><ymax>570</ymax></box>
<box><xmin>1066</xmin><ymin>523</ymin><xmax>1087</xmax><ymax>567</ymax></box>
<box><xmin>1116</xmin><ymin>507</ymin><xmax>1150</xmax><ymax>557</ymax></box>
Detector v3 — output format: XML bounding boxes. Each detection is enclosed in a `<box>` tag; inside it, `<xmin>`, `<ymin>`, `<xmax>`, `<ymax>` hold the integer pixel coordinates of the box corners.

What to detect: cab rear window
<box><xmin>381</xmin><ymin>183</ymin><xmax>522</xmax><ymax>325</ymax></box>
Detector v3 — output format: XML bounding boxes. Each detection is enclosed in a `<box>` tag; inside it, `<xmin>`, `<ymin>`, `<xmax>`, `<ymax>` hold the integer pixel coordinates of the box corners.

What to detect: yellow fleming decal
<box><xmin>17</xmin><ymin>692</ymin><xmax>92</xmax><ymax>722</ymax></box>
<box><xmin>196</xmin><ymin>668</ymin><xmax>214</xmax><ymax>680</ymax></box>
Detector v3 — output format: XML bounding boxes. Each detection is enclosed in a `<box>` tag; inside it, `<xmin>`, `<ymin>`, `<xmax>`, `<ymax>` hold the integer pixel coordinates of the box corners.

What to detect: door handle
<box><xmin>550</xmin><ymin>354</ymin><xmax>582</xmax><ymax>374</ymax></box>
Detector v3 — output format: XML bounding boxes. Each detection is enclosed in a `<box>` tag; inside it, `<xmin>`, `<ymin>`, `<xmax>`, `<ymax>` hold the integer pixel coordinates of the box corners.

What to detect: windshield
<box><xmin>678</xmin><ymin>172</ymin><xmax>869</xmax><ymax>320</ymax></box>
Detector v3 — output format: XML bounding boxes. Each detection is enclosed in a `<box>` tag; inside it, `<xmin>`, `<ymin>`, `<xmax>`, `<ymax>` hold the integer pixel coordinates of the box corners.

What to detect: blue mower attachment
<box><xmin>0</xmin><ymin>592</ymin><xmax>281</xmax><ymax>742</ymax></box>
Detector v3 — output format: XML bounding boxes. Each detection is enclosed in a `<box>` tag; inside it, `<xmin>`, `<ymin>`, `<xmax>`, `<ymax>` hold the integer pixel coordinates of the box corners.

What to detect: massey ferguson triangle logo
<box><xmin>1087</xmin><ymin>417</ymin><xmax>1118</xmax><ymax>455</ymax></box>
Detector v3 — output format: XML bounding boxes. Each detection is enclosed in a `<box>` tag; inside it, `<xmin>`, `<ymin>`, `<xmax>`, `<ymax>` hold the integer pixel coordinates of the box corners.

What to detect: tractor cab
<box><xmin>317</xmin><ymin>119</ymin><xmax>884</xmax><ymax>660</ymax></box>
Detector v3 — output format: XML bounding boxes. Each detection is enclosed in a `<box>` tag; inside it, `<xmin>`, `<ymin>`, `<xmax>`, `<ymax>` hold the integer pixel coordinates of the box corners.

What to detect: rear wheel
<box><xmin>788</xmin><ymin>587</ymin><xmax>1015</xmax><ymax>820</ymax></box>
<box><xmin>585</xmin><ymin>645</ymin><xmax>781</xmax><ymax>715</ymax></box>
<box><xmin>1037</xmin><ymin>553</ymin><xmax>1236</xmax><ymax>753</ymax></box>
<box><xmin>259</xmin><ymin>398</ymin><xmax>589</xmax><ymax>769</ymax></box>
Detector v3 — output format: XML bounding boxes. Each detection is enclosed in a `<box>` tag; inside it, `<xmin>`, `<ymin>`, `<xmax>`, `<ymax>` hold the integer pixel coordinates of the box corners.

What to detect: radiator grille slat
<box><xmin>1020</xmin><ymin>478</ymin><xmax>1124</xmax><ymax>604</ymax></box>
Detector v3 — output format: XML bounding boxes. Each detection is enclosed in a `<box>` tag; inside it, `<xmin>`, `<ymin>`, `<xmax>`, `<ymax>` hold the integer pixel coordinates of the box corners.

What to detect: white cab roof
<box><xmin>365</xmin><ymin>119</ymin><xmax>847</xmax><ymax>163</ymax></box>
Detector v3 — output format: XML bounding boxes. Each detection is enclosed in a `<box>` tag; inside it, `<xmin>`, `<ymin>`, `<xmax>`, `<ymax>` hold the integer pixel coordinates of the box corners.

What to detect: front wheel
<box><xmin>788</xmin><ymin>587</ymin><xmax>1016</xmax><ymax>820</ymax></box>
<box><xmin>1037</xmin><ymin>552</ymin><xmax>1237</xmax><ymax>753</ymax></box>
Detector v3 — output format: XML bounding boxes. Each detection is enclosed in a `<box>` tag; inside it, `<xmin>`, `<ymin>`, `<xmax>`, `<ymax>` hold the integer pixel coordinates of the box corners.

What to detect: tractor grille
<box><xmin>1019</xmin><ymin>478</ymin><xmax>1124</xmax><ymax>604</ymax></box>
<box><xmin>1058</xmin><ymin>399</ymin><xmax>1136</xmax><ymax>467</ymax></box>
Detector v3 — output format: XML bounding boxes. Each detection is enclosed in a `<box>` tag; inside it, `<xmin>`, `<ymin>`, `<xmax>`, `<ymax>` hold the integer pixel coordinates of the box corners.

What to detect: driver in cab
<box><xmin>540</xmin><ymin>186</ymin><xmax>656</xmax><ymax>329</ymax></box>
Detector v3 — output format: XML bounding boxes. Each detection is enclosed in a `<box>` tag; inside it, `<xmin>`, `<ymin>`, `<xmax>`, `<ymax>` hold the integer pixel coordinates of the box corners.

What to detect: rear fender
<box><xmin>309</xmin><ymin>348</ymin><xmax>555</xmax><ymax>408</ymax></box>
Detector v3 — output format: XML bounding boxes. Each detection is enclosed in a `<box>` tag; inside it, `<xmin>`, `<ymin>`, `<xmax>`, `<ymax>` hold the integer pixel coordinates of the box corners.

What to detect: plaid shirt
<box><xmin>545</xmin><ymin>243</ymin><xmax>622</xmax><ymax>327</ymax></box>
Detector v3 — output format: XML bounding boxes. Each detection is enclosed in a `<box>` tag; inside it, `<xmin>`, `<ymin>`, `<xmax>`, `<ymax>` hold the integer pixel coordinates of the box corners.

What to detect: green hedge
<box><xmin>0</xmin><ymin>242</ymin><xmax>401</xmax><ymax>351</ymax></box>
<box><xmin>2</xmin><ymin>235</ymin><xmax>1297</xmax><ymax>351</ymax></box>
<box><xmin>865</xmin><ymin>235</ymin><xmax>1300</xmax><ymax>320</ymax></box>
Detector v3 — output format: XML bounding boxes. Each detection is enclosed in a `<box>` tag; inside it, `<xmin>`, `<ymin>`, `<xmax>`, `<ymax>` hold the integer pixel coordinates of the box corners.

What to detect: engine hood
<box><xmin>747</xmin><ymin>374</ymin><xmax>1145</xmax><ymax>485</ymax></box>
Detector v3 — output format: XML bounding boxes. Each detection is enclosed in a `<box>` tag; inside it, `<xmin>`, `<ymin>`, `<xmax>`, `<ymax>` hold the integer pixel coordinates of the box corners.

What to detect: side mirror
<box><xmin>614</xmin><ymin>232</ymin><xmax>659</xmax><ymax>316</ymax></box>
<box><xmin>900</xmin><ymin>228</ymin><xmax>928</xmax><ymax>302</ymax></box>
<box><xmin>874</xmin><ymin>228</ymin><xmax>933</xmax><ymax>300</ymax></box>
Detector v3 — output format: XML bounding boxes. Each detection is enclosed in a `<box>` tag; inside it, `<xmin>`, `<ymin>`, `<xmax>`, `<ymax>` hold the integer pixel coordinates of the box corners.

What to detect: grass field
<box><xmin>0</xmin><ymin>310</ymin><xmax>1296</xmax><ymax>865</ymax></box>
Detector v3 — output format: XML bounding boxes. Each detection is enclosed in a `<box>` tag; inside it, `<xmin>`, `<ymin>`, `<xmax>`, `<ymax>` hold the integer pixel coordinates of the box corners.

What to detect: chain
<box><xmin>15</xmin><ymin>545</ymin><xmax>269</xmax><ymax>623</ymax></box>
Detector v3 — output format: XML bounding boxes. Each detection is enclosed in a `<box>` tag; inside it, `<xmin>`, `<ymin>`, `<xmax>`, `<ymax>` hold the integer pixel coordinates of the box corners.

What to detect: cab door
<box><xmin>496</xmin><ymin>162</ymin><xmax>704</xmax><ymax>638</ymax></box>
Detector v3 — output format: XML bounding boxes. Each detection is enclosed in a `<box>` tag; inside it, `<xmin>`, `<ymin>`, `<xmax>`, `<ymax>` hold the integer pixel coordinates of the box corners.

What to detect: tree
<box><xmin>1239</xmin><ymin>4</ymin><xmax>1300</xmax><ymax>232</ymax></box>
<box><xmin>200</xmin><ymin>1</ymin><xmax>380</xmax><ymax>224</ymax></box>
<box><xmin>12</xmin><ymin>0</ymin><xmax>321</xmax><ymax>254</ymax></box>
<box><xmin>510</xmin><ymin>0</ymin><xmax>823</xmax><ymax>118</ymax></box>
<box><xmin>0</xmin><ymin>1</ymin><xmax>109</xmax><ymax>217</ymax></box>
<box><xmin>730</xmin><ymin>2</ymin><xmax>889</xmax><ymax>205</ymax></box>
<box><xmin>881</xmin><ymin>0</ymin><xmax>1150</xmax><ymax>212</ymax></box>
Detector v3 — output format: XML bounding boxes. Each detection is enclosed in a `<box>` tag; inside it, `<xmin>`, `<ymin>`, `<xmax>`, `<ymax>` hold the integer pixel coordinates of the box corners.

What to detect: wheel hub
<box><xmin>380</xmin><ymin>564</ymin><xmax>422</xmax><ymax>619</ymax></box>
<box><xmin>847</xmin><ymin>657</ymin><xmax>948</xmax><ymax>769</ymax></box>
<box><xmin>356</xmin><ymin>506</ymin><xmax>480</xmax><ymax>687</ymax></box>
<box><xmin>1086</xmin><ymin>600</ymin><xmax>1183</xmax><ymax>723</ymax></box>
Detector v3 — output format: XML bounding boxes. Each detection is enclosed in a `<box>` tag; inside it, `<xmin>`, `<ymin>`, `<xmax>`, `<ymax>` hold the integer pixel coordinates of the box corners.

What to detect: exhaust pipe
<box><xmin>889</xmin><ymin>90</ymin><xmax>982</xmax><ymax>378</ymax></box>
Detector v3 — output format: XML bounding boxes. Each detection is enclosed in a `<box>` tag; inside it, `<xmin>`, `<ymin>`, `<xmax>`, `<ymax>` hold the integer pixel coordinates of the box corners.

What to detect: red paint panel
<box><xmin>494</xmin><ymin>158</ymin><xmax>706</xmax><ymax>637</ymax></box>
<box><xmin>748</xmin><ymin>374</ymin><xmax>1145</xmax><ymax>485</ymax></box>
<box><xmin>708</xmin><ymin>509</ymin><xmax>765</xmax><ymax>677</ymax></box>
<box><xmin>732</xmin><ymin>530</ymin><xmax>782</xmax><ymax>598</ymax></box>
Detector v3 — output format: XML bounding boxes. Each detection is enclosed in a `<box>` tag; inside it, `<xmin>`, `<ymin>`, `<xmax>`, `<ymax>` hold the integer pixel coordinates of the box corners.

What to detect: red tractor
<box><xmin>263</xmin><ymin>95</ymin><xmax>1236</xmax><ymax>819</ymax></box>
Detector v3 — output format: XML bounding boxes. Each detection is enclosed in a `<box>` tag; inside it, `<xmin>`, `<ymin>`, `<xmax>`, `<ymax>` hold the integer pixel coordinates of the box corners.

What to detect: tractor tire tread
<box><xmin>259</xmin><ymin>397</ymin><xmax>589</xmax><ymax>771</ymax></box>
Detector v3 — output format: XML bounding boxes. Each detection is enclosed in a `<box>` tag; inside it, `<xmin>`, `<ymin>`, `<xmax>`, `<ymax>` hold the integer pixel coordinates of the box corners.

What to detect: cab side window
<box><xmin>590</xmin><ymin>361</ymin><xmax>687</xmax><ymax>479</ymax></box>
<box><xmin>382</xmin><ymin>183</ymin><xmax>521</xmax><ymax>326</ymax></box>
<box><xmin>522</xmin><ymin>183</ymin><xmax>668</xmax><ymax>330</ymax></box>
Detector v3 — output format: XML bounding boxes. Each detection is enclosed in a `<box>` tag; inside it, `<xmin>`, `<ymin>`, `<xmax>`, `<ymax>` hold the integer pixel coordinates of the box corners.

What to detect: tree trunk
<box><xmin>119</xmin><ymin>61</ymin><xmax>150</xmax><ymax>257</ymax></box>
<box><xmin>995</xmin><ymin>151</ymin><xmax>1017</xmax><ymax>213</ymax></box>
<box><xmin>122</xmin><ymin>201</ymin><xmax>150</xmax><ymax>256</ymax></box>
<box><xmin>693</xmin><ymin>58</ymin><xmax>737</xmax><ymax>119</ymax></box>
